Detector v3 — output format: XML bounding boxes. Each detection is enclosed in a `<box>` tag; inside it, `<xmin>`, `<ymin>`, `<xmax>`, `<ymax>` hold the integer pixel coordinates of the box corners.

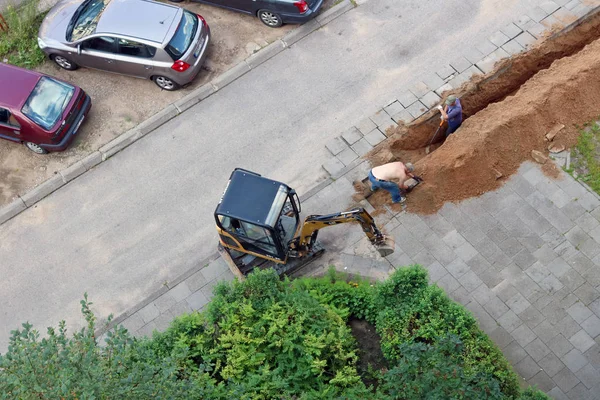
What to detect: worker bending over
<box><xmin>369</xmin><ymin>161</ymin><xmax>415</xmax><ymax>204</ymax></box>
<box><xmin>437</xmin><ymin>95</ymin><xmax>463</xmax><ymax>137</ymax></box>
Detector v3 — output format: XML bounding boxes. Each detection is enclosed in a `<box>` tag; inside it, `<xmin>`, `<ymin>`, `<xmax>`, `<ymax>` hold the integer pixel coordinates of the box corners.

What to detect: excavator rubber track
<box><xmin>218</xmin><ymin>241</ymin><xmax>326</xmax><ymax>279</ymax></box>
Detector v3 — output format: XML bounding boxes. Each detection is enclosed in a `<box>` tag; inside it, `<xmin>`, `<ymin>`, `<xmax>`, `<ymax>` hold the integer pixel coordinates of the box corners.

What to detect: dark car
<box><xmin>169</xmin><ymin>0</ymin><xmax>322</xmax><ymax>27</ymax></box>
<box><xmin>0</xmin><ymin>63</ymin><xmax>91</xmax><ymax>154</ymax></box>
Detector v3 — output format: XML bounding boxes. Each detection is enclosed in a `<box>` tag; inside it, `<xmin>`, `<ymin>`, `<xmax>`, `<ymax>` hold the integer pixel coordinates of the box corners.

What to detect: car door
<box><xmin>113</xmin><ymin>38</ymin><xmax>157</xmax><ymax>79</ymax></box>
<box><xmin>76</xmin><ymin>36</ymin><xmax>120</xmax><ymax>73</ymax></box>
<box><xmin>0</xmin><ymin>107</ymin><xmax>23</xmax><ymax>143</ymax></box>
<box><xmin>200</xmin><ymin>0</ymin><xmax>253</xmax><ymax>14</ymax></box>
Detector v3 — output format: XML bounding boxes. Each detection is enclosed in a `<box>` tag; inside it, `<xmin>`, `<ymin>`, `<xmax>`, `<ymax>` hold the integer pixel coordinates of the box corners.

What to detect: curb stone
<box><xmin>0</xmin><ymin>198</ymin><xmax>26</xmax><ymax>225</ymax></box>
<box><xmin>0</xmin><ymin>0</ymin><xmax>358</xmax><ymax>226</ymax></box>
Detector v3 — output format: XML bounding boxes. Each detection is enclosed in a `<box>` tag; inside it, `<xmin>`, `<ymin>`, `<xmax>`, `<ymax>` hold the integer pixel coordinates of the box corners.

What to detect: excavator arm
<box><xmin>289</xmin><ymin>207</ymin><xmax>395</xmax><ymax>258</ymax></box>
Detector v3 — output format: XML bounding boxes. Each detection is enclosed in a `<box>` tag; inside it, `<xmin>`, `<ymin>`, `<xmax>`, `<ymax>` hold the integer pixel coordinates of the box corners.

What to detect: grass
<box><xmin>0</xmin><ymin>0</ymin><xmax>46</xmax><ymax>68</ymax></box>
<box><xmin>568</xmin><ymin>121</ymin><xmax>600</xmax><ymax>195</ymax></box>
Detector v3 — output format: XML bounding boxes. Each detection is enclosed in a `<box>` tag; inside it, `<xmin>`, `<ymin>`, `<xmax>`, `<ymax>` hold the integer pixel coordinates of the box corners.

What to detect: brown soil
<box><xmin>367</xmin><ymin>10</ymin><xmax>600</xmax><ymax>214</ymax></box>
<box><xmin>349</xmin><ymin>318</ymin><xmax>388</xmax><ymax>389</ymax></box>
<box><xmin>0</xmin><ymin>2</ymin><xmax>293</xmax><ymax>205</ymax></box>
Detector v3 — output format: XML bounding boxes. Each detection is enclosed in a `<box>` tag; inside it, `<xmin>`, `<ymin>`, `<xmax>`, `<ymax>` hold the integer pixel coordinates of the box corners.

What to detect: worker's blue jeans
<box><xmin>368</xmin><ymin>171</ymin><xmax>405</xmax><ymax>203</ymax></box>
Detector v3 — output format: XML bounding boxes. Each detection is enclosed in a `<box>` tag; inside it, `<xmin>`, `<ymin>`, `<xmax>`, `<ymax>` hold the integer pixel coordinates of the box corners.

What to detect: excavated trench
<box><xmin>365</xmin><ymin>8</ymin><xmax>600</xmax><ymax>214</ymax></box>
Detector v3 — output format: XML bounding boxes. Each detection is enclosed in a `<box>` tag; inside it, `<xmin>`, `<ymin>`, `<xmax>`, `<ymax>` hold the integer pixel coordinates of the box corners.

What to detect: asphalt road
<box><xmin>0</xmin><ymin>0</ymin><xmax>546</xmax><ymax>349</ymax></box>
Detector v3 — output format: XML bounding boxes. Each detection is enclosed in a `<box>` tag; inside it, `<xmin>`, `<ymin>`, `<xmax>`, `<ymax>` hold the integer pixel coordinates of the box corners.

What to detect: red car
<box><xmin>0</xmin><ymin>63</ymin><xmax>91</xmax><ymax>154</ymax></box>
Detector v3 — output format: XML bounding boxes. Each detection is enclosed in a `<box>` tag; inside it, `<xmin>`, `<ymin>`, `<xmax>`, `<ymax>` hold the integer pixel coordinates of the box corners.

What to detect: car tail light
<box><xmin>293</xmin><ymin>0</ymin><xmax>308</xmax><ymax>13</ymax></box>
<box><xmin>197</xmin><ymin>14</ymin><xmax>207</xmax><ymax>26</ymax></box>
<box><xmin>171</xmin><ymin>60</ymin><xmax>191</xmax><ymax>72</ymax></box>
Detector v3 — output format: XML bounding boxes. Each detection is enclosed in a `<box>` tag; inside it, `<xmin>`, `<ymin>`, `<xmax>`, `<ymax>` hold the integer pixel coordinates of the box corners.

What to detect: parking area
<box><xmin>0</xmin><ymin>0</ymin><xmax>333</xmax><ymax>205</ymax></box>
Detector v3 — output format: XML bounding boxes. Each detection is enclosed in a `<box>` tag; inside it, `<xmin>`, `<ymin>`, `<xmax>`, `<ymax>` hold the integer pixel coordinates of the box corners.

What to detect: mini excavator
<box><xmin>215</xmin><ymin>168</ymin><xmax>395</xmax><ymax>279</ymax></box>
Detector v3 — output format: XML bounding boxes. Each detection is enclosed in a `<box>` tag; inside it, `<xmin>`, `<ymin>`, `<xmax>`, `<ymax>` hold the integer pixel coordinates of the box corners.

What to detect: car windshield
<box><xmin>68</xmin><ymin>0</ymin><xmax>111</xmax><ymax>42</ymax></box>
<box><xmin>22</xmin><ymin>77</ymin><xmax>75</xmax><ymax>130</ymax></box>
<box><xmin>165</xmin><ymin>10</ymin><xmax>197</xmax><ymax>60</ymax></box>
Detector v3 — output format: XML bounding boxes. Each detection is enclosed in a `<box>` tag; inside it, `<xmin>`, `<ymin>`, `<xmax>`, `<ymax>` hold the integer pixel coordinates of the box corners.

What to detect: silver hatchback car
<box><xmin>38</xmin><ymin>0</ymin><xmax>210</xmax><ymax>90</ymax></box>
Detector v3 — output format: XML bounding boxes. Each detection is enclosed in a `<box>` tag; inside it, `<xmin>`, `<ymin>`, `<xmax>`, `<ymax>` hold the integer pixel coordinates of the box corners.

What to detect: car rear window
<box><xmin>68</xmin><ymin>0</ymin><xmax>112</xmax><ymax>42</ymax></box>
<box><xmin>22</xmin><ymin>77</ymin><xmax>75</xmax><ymax>131</ymax></box>
<box><xmin>165</xmin><ymin>10</ymin><xmax>198</xmax><ymax>61</ymax></box>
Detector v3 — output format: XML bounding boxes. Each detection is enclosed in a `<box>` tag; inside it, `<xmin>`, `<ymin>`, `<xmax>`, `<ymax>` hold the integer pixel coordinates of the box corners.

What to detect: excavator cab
<box><xmin>215</xmin><ymin>169</ymin><xmax>302</xmax><ymax>272</ymax></box>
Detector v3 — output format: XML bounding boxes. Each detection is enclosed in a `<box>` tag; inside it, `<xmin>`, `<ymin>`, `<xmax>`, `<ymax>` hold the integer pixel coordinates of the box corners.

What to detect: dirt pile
<box><xmin>365</xmin><ymin>11</ymin><xmax>600</xmax><ymax>214</ymax></box>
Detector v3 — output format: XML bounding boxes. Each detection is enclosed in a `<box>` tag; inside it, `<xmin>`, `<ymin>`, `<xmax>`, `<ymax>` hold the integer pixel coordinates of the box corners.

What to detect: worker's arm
<box><xmin>446</xmin><ymin>106</ymin><xmax>461</xmax><ymax>119</ymax></box>
<box><xmin>437</xmin><ymin>105</ymin><xmax>449</xmax><ymax>120</ymax></box>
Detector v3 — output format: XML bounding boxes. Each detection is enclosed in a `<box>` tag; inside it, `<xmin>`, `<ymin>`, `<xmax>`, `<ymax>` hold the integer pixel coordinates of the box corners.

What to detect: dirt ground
<box><xmin>349</xmin><ymin>318</ymin><xmax>388</xmax><ymax>388</ymax></box>
<box><xmin>360</xmin><ymin>10</ymin><xmax>600</xmax><ymax>215</ymax></box>
<box><xmin>0</xmin><ymin>0</ymin><xmax>335</xmax><ymax>205</ymax></box>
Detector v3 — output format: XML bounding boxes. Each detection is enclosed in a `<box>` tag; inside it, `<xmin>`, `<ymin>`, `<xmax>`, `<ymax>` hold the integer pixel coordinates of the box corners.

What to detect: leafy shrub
<box><xmin>379</xmin><ymin>334</ymin><xmax>504</xmax><ymax>399</ymax></box>
<box><xmin>517</xmin><ymin>387</ymin><xmax>552</xmax><ymax>400</ymax></box>
<box><xmin>0</xmin><ymin>0</ymin><xmax>46</xmax><ymax>68</ymax></box>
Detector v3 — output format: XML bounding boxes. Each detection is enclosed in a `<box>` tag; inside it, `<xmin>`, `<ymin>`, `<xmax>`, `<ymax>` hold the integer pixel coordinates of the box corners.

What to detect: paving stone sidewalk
<box><xmin>112</xmin><ymin>158</ymin><xmax>600</xmax><ymax>399</ymax></box>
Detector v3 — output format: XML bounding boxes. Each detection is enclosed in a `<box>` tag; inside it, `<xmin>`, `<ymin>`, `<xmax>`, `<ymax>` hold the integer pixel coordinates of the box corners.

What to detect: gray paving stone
<box><xmin>564</xmin><ymin>348</ymin><xmax>589</xmax><ymax>373</ymax></box>
<box><xmin>449</xmin><ymin>56</ymin><xmax>471</xmax><ymax>74</ymax></box>
<box><xmin>396</xmin><ymin>91</ymin><xmax>418</xmax><ymax>108</ymax></box>
<box><xmin>186</xmin><ymin>290</ymin><xmax>209</xmax><ymax>311</ymax></box>
<box><xmin>590</xmin><ymin>298</ymin><xmax>600</xmax><ymax>318</ymax></box>
<box><xmin>475</xmin><ymin>40</ymin><xmax>497</xmax><ymax>56</ymax></box>
<box><xmin>391</xmin><ymin>109</ymin><xmax>413</xmax><ymax>124</ymax></box>
<box><xmin>405</xmin><ymin>100</ymin><xmax>428</xmax><ymax>119</ymax></box>
<box><xmin>515</xmin><ymin>355</ymin><xmax>541</xmax><ymax>380</ymax></box>
<box><xmin>499</xmin><ymin>310</ymin><xmax>523</xmax><ymax>332</ymax></box>
<box><xmin>514</xmin><ymin>31</ymin><xmax>538</xmax><ymax>50</ymax></box>
<box><xmin>455</xmin><ymin>241</ymin><xmax>478</xmax><ymax>262</ymax></box>
<box><xmin>575</xmin><ymin>283</ymin><xmax>600</xmax><ymax>306</ymax></box>
<box><xmin>512</xmin><ymin>322</ymin><xmax>539</xmax><ymax>348</ymax></box>
<box><xmin>425</xmin><ymin>261</ymin><xmax>448</xmax><ymax>282</ymax></box>
<box><xmin>349</xmin><ymin>138</ymin><xmax>372</xmax><ymax>158</ymax></box>
<box><xmin>169</xmin><ymin>281</ymin><xmax>193</xmax><ymax>303</ymax></box>
<box><xmin>449</xmin><ymin>286</ymin><xmax>471</xmax><ymax>305</ymax></box>
<box><xmin>506</xmin><ymin>292</ymin><xmax>532</xmax><ymax>314</ymax></box>
<box><xmin>540</xmin><ymin>274</ymin><xmax>565</xmax><ymax>294</ymax></box>
<box><xmin>168</xmin><ymin>300</ymin><xmax>192</xmax><ymax>317</ymax></box>
<box><xmin>135</xmin><ymin>321</ymin><xmax>157</xmax><ymax>339</ymax></box>
<box><xmin>420</xmin><ymin>91</ymin><xmax>441</xmax><ymax>109</ymax></box>
<box><xmin>528</xmin><ymin>6</ymin><xmax>550</xmax><ymax>22</ymax></box>
<box><xmin>539</xmin><ymin>0</ymin><xmax>560</xmax><ymax>14</ymax></box>
<box><xmin>488</xmin><ymin>30</ymin><xmax>510</xmax><ymax>47</ymax></box>
<box><xmin>576</xmin><ymin>213</ymin><xmax>600</xmax><ymax>234</ymax></box>
<box><xmin>553</xmin><ymin>367</ymin><xmax>581</xmax><ymax>392</ymax></box>
<box><xmin>549</xmin><ymin>334</ymin><xmax>575</xmax><ymax>359</ymax></box>
<box><xmin>434</xmin><ymin>83</ymin><xmax>453</xmax><ymax>97</ymax></box>
<box><xmin>383</xmin><ymin>101</ymin><xmax>404</xmax><ymax>119</ymax></box>
<box><xmin>121</xmin><ymin>312</ymin><xmax>145</xmax><ymax>333</ymax></box>
<box><xmin>566</xmin><ymin>226</ymin><xmax>592</xmax><ymax>247</ymax></box>
<box><xmin>462</xmin><ymin>47</ymin><xmax>485</xmax><ymax>64</ymax></box>
<box><xmin>152</xmin><ymin>311</ymin><xmax>174</xmax><ymax>332</ymax></box>
<box><xmin>530</xmin><ymin>370</ymin><xmax>556</xmax><ymax>392</ymax></box>
<box><xmin>364</xmin><ymin>128</ymin><xmax>387</xmax><ymax>146</ymax></box>
<box><xmin>326</xmin><ymin>136</ymin><xmax>349</xmax><ymax>156</ymax></box>
<box><xmin>548</xmin><ymin>386</ymin><xmax>569</xmax><ymax>400</ymax></box>
<box><xmin>565</xmin><ymin>0</ymin><xmax>581</xmax><ymax>10</ymax></box>
<box><xmin>562</xmin><ymin>201</ymin><xmax>588</xmax><ymax>222</ymax></box>
<box><xmin>460</xmin><ymin>271</ymin><xmax>484</xmax><ymax>293</ymax></box>
<box><xmin>526</xmin><ymin>337</ymin><xmax>552</xmax><ymax>362</ymax></box>
<box><xmin>186</xmin><ymin>270</ymin><xmax>208</xmax><ymax>292</ymax></box>
<box><xmin>322</xmin><ymin>157</ymin><xmax>345</xmax><ymax>176</ymax></box>
<box><xmin>534</xmin><ymin>245</ymin><xmax>559</xmax><ymax>265</ymax></box>
<box><xmin>502</xmin><ymin>39</ymin><xmax>524</xmax><ymax>56</ymax></box>
<box><xmin>505</xmin><ymin>341</ymin><xmax>529</xmax><ymax>366</ymax></box>
<box><xmin>558</xmin><ymin>314</ymin><xmax>585</xmax><ymax>339</ymax></box>
<box><xmin>476</xmin><ymin>55</ymin><xmax>498</xmax><ymax>74</ymax></box>
<box><xmin>568</xmin><ymin>302</ymin><xmax>594</xmax><ymax>324</ymax></box>
<box><xmin>356</xmin><ymin>117</ymin><xmax>377</xmax><ymax>135</ymax></box>
<box><xmin>479</xmin><ymin>268</ymin><xmax>504</xmax><ymax>289</ymax></box>
<box><xmin>472</xmin><ymin>283</ymin><xmax>495</xmax><ymax>305</ymax></box>
<box><xmin>369</xmin><ymin>110</ymin><xmax>396</xmax><ymax>130</ymax></box>
<box><xmin>514</xmin><ymin>14</ymin><xmax>535</xmax><ymax>30</ymax></box>
<box><xmin>443</xmin><ymin>230</ymin><xmax>466</xmax><ymax>249</ymax></box>
<box><xmin>581</xmin><ymin>315</ymin><xmax>600</xmax><ymax>339</ymax></box>
<box><xmin>548</xmin><ymin>257</ymin><xmax>573</xmax><ymax>278</ymax></box>
<box><xmin>465</xmin><ymin>301</ymin><xmax>498</xmax><ymax>332</ymax></box>
<box><xmin>585</xmin><ymin>344</ymin><xmax>600</xmax><ymax>369</ymax></box>
<box><xmin>438</xmin><ymin>272</ymin><xmax>461</xmax><ymax>295</ymax></box>
<box><xmin>566</xmin><ymin>382</ymin><xmax>595</xmax><ymax>399</ymax></box>
<box><xmin>341</xmin><ymin>126</ymin><xmax>363</xmax><ymax>145</ymax></box>
<box><xmin>498</xmin><ymin>237</ymin><xmax>525</xmax><ymax>258</ymax></box>
<box><xmin>513</xmin><ymin>249</ymin><xmax>537</xmax><ymax>270</ymax></box>
<box><xmin>421</xmin><ymin>73</ymin><xmax>445</xmax><ymax>91</ymax></box>
<box><xmin>533</xmin><ymin>320</ymin><xmax>560</xmax><ymax>344</ymax></box>
<box><xmin>138</xmin><ymin>303</ymin><xmax>160</xmax><ymax>324</ymax></box>
<box><xmin>154</xmin><ymin>293</ymin><xmax>177</xmax><ymax>313</ymax></box>
<box><xmin>436</xmin><ymin>64</ymin><xmax>456</xmax><ymax>80</ymax></box>
<box><xmin>519</xmin><ymin>305</ymin><xmax>545</xmax><ymax>329</ymax></box>
<box><xmin>489</xmin><ymin>326</ymin><xmax>514</xmax><ymax>349</ymax></box>
<box><xmin>337</xmin><ymin>147</ymin><xmax>358</xmax><ymax>166</ymax></box>
<box><xmin>501</xmin><ymin>22</ymin><xmax>523</xmax><ymax>39</ymax></box>
<box><xmin>540</xmin><ymin>351</ymin><xmax>567</xmax><ymax>377</ymax></box>
<box><xmin>551</xmin><ymin>189</ymin><xmax>572</xmax><ymax>209</ymax></box>
<box><xmin>446</xmin><ymin>258</ymin><xmax>470</xmax><ymax>279</ymax></box>
<box><xmin>567</xmin><ymin>252</ymin><xmax>595</xmax><ymax>274</ymax></box>
<box><xmin>570</xmin><ymin>330</ymin><xmax>596</xmax><ymax>353</ymax></box>
<box><xmin>409</xmin><ymin>81</ymin><xmax>429</xmax><ymax>98</ymax></box>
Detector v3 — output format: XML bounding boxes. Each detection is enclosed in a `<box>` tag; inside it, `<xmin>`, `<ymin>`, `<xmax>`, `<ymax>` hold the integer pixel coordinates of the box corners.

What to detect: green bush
<box><xmin>1</xmin><ymin>266</ymin><xmax>549</xmax><ymax>399</ymax></box>
<box><xmin>0</xmin><ymin>0</ymin><xmax>46</xmax><ymax>68</ymax></box>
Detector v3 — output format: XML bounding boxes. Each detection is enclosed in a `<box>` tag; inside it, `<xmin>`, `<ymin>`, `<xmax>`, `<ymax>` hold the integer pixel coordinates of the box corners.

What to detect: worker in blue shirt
<box><xmin>437</xmin><ymin>95</ymin><xmax>463</xmax><ymax>137</ymax></box>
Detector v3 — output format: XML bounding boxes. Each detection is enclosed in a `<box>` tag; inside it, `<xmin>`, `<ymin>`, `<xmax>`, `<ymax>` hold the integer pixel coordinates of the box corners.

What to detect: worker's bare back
<box><xmin>371</xmin><ymin>162</ymin><xmax>409</xmax><ymax>183</ymax></box>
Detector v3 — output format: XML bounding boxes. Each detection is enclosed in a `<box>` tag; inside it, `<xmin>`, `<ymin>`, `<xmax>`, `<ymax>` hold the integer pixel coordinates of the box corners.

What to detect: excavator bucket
<box><xmin>375</xmin><ymin>236</ymin><xmax>395</xmax><ymax>257</ymax></box>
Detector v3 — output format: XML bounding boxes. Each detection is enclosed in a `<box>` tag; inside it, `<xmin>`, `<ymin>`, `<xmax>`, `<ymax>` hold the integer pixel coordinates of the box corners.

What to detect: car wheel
<box><xmin>153</xmin><ymin>76</ymin><xmax>180</xmax><ymax>91</ymax></box>
<box><xmin>258</xmin><ymin>9</ymin><xmax>283</xmax><ymax>28</ymax></box>
<box><xmin>51</xmin><ymin>55</ymin><xmax>78</xmax><ymax>71</ymax></box>
<box><xmin>24</xmin><ymin>142</ymin><xmax>48</xmax><ymax>154</ymax></box>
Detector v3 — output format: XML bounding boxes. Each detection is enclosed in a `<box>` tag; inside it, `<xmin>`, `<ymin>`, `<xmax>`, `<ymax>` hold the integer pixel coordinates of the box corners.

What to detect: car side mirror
<box><xmin>77</xmin><ymin>44</ymin><xmax>81</xmax><ymax>55</ymax></box>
